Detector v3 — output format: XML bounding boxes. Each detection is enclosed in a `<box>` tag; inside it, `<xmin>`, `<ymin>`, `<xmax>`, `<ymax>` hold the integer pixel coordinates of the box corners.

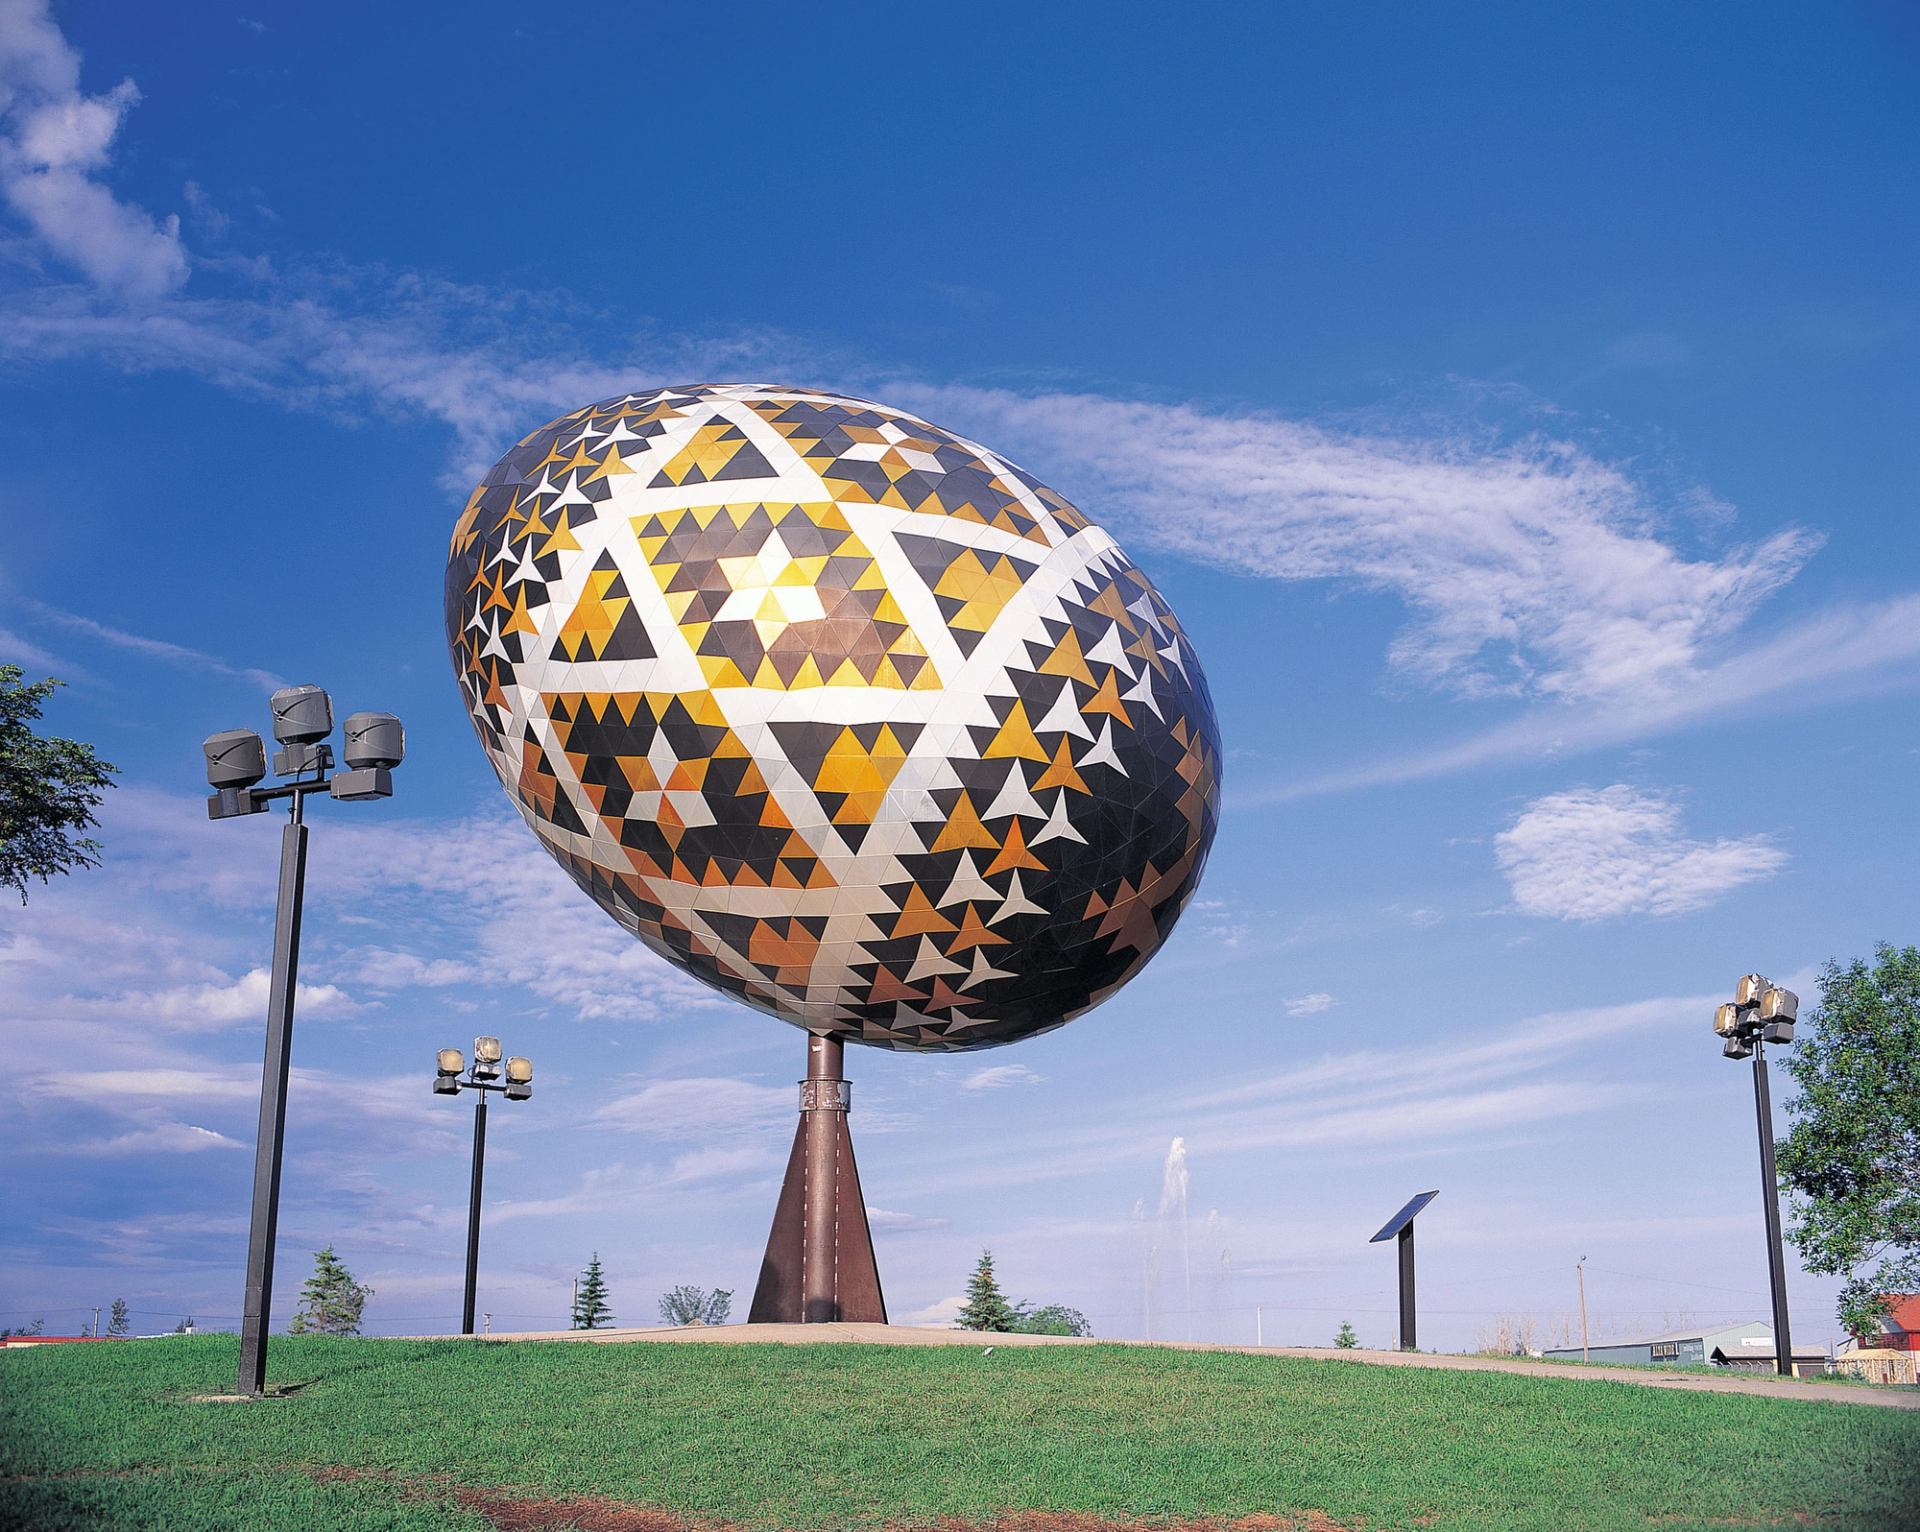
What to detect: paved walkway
<box><xmin>466</xmin><ymin>1321</ymin><xmax>1919</xmax><ymax>1411</ymax></box>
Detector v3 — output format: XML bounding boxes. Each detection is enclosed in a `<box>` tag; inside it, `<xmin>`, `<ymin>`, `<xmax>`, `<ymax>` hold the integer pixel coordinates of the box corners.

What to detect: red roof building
<box><xmin>1864</xmin><ymin>1294</ymin><xmax>1920</xmax><ymax>1352</ymax></box>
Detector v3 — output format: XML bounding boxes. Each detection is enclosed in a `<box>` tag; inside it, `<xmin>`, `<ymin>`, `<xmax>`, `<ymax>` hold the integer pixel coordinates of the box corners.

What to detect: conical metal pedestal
<box><xmin>748</xmin><ymin>1034</ymin><xmax>887</xmax><ymax>1324</ymax></box>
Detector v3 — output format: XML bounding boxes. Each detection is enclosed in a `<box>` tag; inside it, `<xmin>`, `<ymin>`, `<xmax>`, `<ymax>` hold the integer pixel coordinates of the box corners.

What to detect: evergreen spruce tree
<box><xmin>956</xmin><ymin>1249</ymin><xmax>1021</xmax><ymax>1331</ymax></box>
<box><xmin>107</xmin><ymin>1299</ymin><xmax>130</xmax><ymax>1337</ymax></box>
<box><xmin>572</xmin><ymin>1253</ymin><xmax>613</xmax><ymax>1330</ymax></box>
<box><xmin>1334</xmin><ymin>1321</ymin><xmax>1359</xmax><ymax>1349</ymax></box>
<box><xmin>287</xmin><ymin>1246</ymin><xmax>372</xmax><ymax>1336</ymax></box>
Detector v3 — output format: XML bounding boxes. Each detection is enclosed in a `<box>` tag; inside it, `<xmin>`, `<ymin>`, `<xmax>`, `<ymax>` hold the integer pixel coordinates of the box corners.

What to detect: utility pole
<box><xmin>91</xmin><ymin>1306</ymin><xmax>101</xmax><ymax>1339</ymax></box>
<box><xmin>1577</xmin><ymin>1257</ymin><xmax>1590</xmax><ymax>1362</ymax></box>
<box><xmin>1256</xmin><ymin>1305</ymin><xmax>1263</xmax><ymax>1347</ymax></box>
<box><xmin>483</xmin><ymin>1311</ymin><xmax>492</xmax><ymax>1337</ymax></box>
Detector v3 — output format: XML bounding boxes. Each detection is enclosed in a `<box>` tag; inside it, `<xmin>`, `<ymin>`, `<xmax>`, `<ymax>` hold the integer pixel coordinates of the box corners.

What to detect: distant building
<box><xmin>1851</xmin><ymin>1294</ymin><xmax>1920</xmax><ymax>1352</ymax></box>
<box><xmin>1542</xmin><ymin>1320</ymin><xmax>1823</xmax><ymax>1375</ymax></box>
<box><xmin>1834</xmin><ymin>1294</ymin><xmax>1920</xmax><ymax>1384</ymax></box>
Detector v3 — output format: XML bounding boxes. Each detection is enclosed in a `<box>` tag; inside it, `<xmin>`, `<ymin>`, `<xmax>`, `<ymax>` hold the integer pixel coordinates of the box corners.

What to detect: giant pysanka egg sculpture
<box><xmin>446</xmin><ymin>385</ymin><xmax>1220</xmax><ymax>1051</ymax></box>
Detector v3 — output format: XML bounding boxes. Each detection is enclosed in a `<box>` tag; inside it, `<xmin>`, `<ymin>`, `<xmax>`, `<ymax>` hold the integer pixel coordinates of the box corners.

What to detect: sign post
<box><xmin>1370</xmin><ymin>1190</ymin><xmax>1439</xmax><ymax>1352</ymax></box>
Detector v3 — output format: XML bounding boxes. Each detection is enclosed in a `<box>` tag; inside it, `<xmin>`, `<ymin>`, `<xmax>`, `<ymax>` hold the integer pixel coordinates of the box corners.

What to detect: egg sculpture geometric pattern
<box><xmin>445</xmin><ymin>384</ymin><xmax>1220</xmax><ymax>1052</ymax></box>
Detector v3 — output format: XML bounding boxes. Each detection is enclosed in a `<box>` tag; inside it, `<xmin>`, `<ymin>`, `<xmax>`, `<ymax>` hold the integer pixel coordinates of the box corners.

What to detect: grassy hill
<box><xmin>3</xmin><ymin>1335</ymin><xmax>1916</xmax><ymax>1531</ymax></box>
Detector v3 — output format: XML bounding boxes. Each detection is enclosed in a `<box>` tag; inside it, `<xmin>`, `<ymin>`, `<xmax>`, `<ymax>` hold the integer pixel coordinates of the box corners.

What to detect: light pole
<box><xmin>1712</xmin><ymin>973</ymin><xmax>1800</xmax><ymax>1377</ymax></box>
<box><xmin>434</xmin><ymin>1038</ymin><xmax>533</xmax><ymax>1335</ymax></box>
<box><xmin>206</xmin><ymin>687</ymin><xmax>404</xmax><ymax>1398</ymax></box>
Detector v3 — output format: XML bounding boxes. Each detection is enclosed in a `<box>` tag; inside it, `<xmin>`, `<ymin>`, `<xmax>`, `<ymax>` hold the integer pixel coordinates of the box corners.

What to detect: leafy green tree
<box><xmin>956</xmin><ymin>1249</ymin><xmax>1022</xmax><ymax>1332</ymax></box>
<box><xmin>171</xmin><ymin>1315</ymin><xmax>194</xmax><ymax>1334</ymax></box>
<box><xmin>1777</xmin><ymin>944</ymin><xmax>1920</xmax><ymax>1339</ymax></box>
<box><xmin>1014</xmin><ymin>1304</ymin><xmax>1092</xmax><ymax>1337</ymax></box>
<box><xmin>657</xmin><ymin>1284</ymin><xmax>731</xmax><ymax>1325</ymax></box>
<box><xmin>0</xmin><ymin>1319</ymin><xmax>44</xmax><ymax>1338</ymax></box>
<box><xmin>1335</xmin><ymin>1321</ymin><xmax>1359</xmax><ymax>1349</ymax></box>
<box><xmin>287</xmin><ymin>1246</ymin><xmax>372</xmax><ymax>1336</ymax></box>
<box><xmin>572</xmin><ymin>1253</ymin><xmax>613</xmax><ymax>1330</ymax></box>
<box><xmin>107</xmin><ymin>1299</ymin><xmax>130</xmax><ymax>1337</ymax></box>
<box><xmin>0</xmin><ymin>666</ymin><xmax>118</xmax><ymax>904</ymax></box>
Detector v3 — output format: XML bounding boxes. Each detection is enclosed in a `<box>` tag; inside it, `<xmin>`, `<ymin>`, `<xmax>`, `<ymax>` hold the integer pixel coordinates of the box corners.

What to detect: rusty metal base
<box><xmin>747</xmin><ymin>1035</ymin><xmax>886</xmax><ymax>1324</ymax></box>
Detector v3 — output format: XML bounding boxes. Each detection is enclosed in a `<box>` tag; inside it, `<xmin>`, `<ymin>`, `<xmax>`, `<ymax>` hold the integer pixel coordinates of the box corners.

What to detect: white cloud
<box><xmin>16</xmin><ymin>598</ymin><xmax>285</xmax><ymax>691</ymax></box>
<box><xmin>897</xmin><ymin>1293</ymin><xmax>965</xmax><ymax>1326</ymax></box>
<box><xmin>961</xmin><ymin>1063</ymin><xmax>1043</xmax><ymax>1091</ymax></box>
<box><xmin>1284</xmin><ymin>992</ymin><xmax>1335</xmax><ymax>1017</ymax></box>
<box><xmin>69</xmin><ymin>1121</ymin><xmax>244</xmax><ymax>1156</ymax></box>
<box><xmin>591</xmin><ymin>1076</ymin><xmax>794</xmax><ymax>1138</ymax></box>
<box><xmin>895</xmin><ymin>383</ymin><xmax>1818</xmax><ymax>705</ymax></box>
<box><xmin>0</xmin><ymin>1</ymin><xmax>187</xmax><ymax>296</ymax></box>
<box><xmin>0</xmin><ymin>624</ymin><xmax>77</xmax><ymax>675</ymax></box>
<box><xmin>349</xmin><ymin>949</ymin><xmax>475</xmax><ymax>990</ymax></box>
<box><xmin>886</xmin><ymin>990</ymin><xmax>1716</xmax><ymax>1200</ymax></box>
<box><xmin>866</xmin><ymin>1206</ymin><xmax>949</xmax><ymax>1233</ymax></box>
<box><xmin>1247</xmin><ymin>592</ymin><xmax>1920</xmax><ymax>805</ymax></box>
<box><xmin>1494</xmin><ymin>784</ymin><xmax>1786</xmax><ymax>921</ymax></box>
<box><xmin>312</xmin><ymin>809</ymin><xmax>731</xmax><ymax>1023</ymax></box>
<box><xmin>74</xmin><ymin>966</ymin><xmax>356</xmax><ymax>1030</ymax></box>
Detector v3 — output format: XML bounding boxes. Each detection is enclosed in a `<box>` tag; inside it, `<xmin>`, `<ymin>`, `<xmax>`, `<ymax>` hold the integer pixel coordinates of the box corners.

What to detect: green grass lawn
<box><xmin>3</xmin><ymin>1336</ymin><xmax>1916</xmax><ymax>1531</ymax></box>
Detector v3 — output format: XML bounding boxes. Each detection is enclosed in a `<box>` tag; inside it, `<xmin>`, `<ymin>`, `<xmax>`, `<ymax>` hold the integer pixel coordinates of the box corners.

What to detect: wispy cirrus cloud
<box><xmin>890</xmin><ymin>384</ymin><xmax>1820</xmax><ymax>707</ymax></box>
<box><xmin>1494</xmin><ymin>784</ymin><xmax>1786</xmax><ymax>921</ymax></box>
<box><xmin>885</xmin><ymin>990</ymin><xmax>1714</xmax><ymax>1200</ymax></box>
<box><xmin>1243</xmin><ymin>591</ymin><xmax>1920</xmax><ymax>804</ymax></box>
<box><xmin>961</xmin><ymin>1063</ymin><xmax>1043</xmax><ymax>1091</ymax></box>
<box><xmin>15</xmin><ymin>597</ymin><xmax>286</xmax><ymax>691</ymax></box>
<box><xmin>591</xmin><ymin>1077</ymin><xmax>795</xmax><ymax>1139</ymax></box>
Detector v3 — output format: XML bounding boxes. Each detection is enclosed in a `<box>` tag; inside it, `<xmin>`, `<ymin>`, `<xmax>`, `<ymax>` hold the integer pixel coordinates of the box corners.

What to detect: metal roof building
<box><xmin>1542</xmin><ymin>1320</ymin><xmax>1778</xmax><ymax>1369</ymax></box>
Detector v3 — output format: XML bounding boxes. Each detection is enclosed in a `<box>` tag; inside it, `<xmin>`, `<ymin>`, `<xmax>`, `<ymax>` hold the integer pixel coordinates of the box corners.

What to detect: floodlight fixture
<box><xmin>328</xmin><ymin>766</ymin><xmax>392</xmax><ymax>802</ymax></box>
<box><xmin>1723</xmin><ymin>1035</ymin><xmax>1753</xmax><ymax>1060</ymax></box>
<box><xmin>343</xmin><ymin>711</ymin><xmax>406</xmax><ymax>770</ymax></box>
<box><xmin>1713</xmin><ymin>1002</ymin><xmax>1740</xmax><ymax>1038</ymax></box>
<box><xmin>205</xmin><ymin>676</ymin><xmax>402</xmax><ymax>1398</ymax></box>
<box><xmin>1759</xmin><ymin>987</ymin><xmax>1796</xmax><ymax>1021</ymax></box>
<box><xmin>270</xmin><ymin>684</ymin><xmax>333</xmax><ymax>744</ymax></box>
<box><xmin>433</xmin><ymin>1033</ymin><xmax>535</xmax><ymax>1332</ymax></box>
<box><xmin>1734</xmin><ymin>973</ymin><xmax>1768</xmax><ymax>1008</ymax></box>
<box><xmin>204</xmin><ymin>729</ymin><xmax>268</xmax><ymax>789</ymax></box>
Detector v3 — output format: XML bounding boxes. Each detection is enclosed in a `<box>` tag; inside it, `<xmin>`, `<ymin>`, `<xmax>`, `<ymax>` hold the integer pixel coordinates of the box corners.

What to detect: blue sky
<box><xmin>2</xmin><ymin>0</ymin><xmax>1916</xmax><ymax>1350</ymax></box>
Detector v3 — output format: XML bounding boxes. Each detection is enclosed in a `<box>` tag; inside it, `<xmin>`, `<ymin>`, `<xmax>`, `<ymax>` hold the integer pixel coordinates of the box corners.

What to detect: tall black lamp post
<box><xmin>205</xmin><ymin>687</ymin><xmax>404</xmax><ymax>1397</ymax></box>
<box><xmin>434</xmin><ymin>1038</ymin><xmax>534</xmax><ymax>1335</ymax></box>
<box><xmin>1712</xmin><ymin>972</ymin><xmax>1800</xmax><ymax>1377</ymax></box>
